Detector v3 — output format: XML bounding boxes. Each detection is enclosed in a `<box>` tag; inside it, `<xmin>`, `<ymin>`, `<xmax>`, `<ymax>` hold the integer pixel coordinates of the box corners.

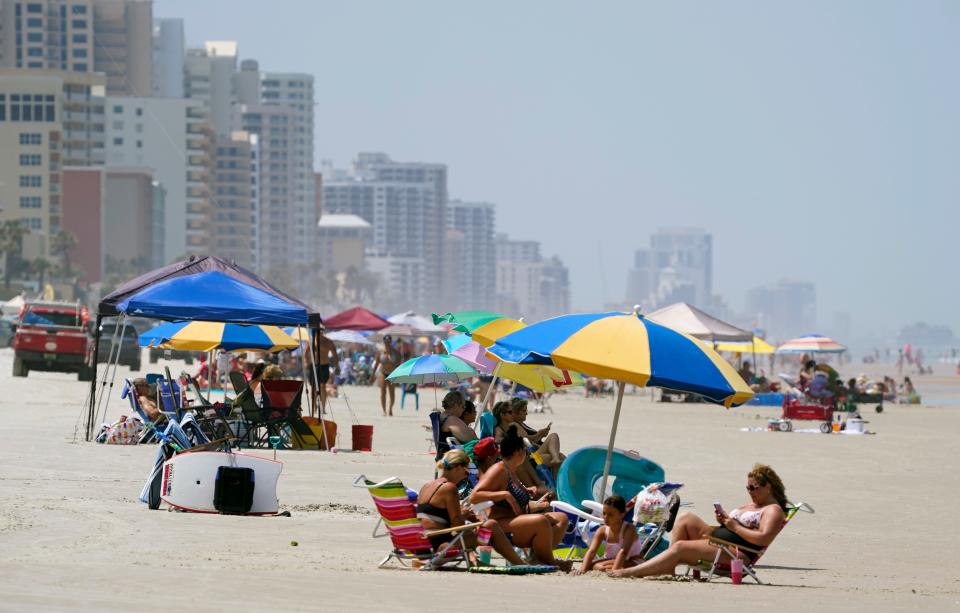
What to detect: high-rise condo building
<box><xmin>151</xmin><ymin>16</ymin><xmax>183</xmax><ymax>97</ymax></box>
<box><xmin>494</xmin><ymin>233</ymin><xmax>570</xmax><ymax>321</ymax></box>
<box><xmin>104</xmin><ymin>95</ymin><xmax>211</xmax><ymax>261</ymax></box>
<box><xmin>626</xmin><ymin>227</ymin><xmax>713</xmax><ymax>310</ymax></box>
<box><xmin>0</xmin><ymin>0</ymin><xmax>152</xmax><ymax>96</ymax></box>
<box><xmin>323</xmin><ymin>152</ymin><xmax>447</xmax><ymax>312</ymax></box>
<box><xmin>0</xmin><ymin>68</ymin><xmax>105</xmax><ymax>259</ymax></box>
<box><xmin>210</xmin><ymin>130</ymin><xmax>256</xmax><ymax>268</ymax></box>
<box><xmin>446</xmin><ymin>199</ymin><xmax>495</xmax><ymax>311</ymax></box>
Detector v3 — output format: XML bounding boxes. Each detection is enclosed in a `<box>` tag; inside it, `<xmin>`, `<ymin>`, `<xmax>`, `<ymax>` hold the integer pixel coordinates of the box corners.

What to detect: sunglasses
<box><xmin>746</xmin><ymin>484</ymin><xmax>763</xmax><ymax>492</ymax></box>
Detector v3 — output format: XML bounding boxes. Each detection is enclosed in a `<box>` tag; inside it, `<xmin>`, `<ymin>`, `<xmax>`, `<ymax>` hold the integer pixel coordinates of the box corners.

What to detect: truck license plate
<box><xmin>44</xmin><ymin>353</ymin><xmax>56</xmax><ymax>360</ymax></box>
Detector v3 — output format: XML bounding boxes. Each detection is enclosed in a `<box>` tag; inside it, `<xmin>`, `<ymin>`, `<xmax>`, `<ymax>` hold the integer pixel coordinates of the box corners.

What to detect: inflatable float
<box><xmin>556</xmin><ymin>446</ymin><xmax>665</xmax><ymax>507</ymax></box>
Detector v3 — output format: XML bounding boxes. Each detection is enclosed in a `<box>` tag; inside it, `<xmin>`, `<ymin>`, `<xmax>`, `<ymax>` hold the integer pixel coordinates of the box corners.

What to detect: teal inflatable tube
<box><xmin>556</xmin><ymin>446</ymin><xmax>665</xmax><ymax>507</ymax></box>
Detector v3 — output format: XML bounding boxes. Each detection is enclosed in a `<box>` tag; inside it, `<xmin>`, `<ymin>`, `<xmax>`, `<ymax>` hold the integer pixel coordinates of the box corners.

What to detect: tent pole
<box><xmin>97</xmin><ymin>315</ymin><xmax>127</xmax><ymax>428</ymax></box>
<box><xmin>599</xmin><ymin>381</ymin><xmax>626</xmax><ymax>499</ymax></box>
<box><xmin>84</xmin><ymin>315</ymin><xmax>103</xmax><ymax>440</ymax></box>
<box><xmin>92</xmin><ymin>316</ymin><xmax>122</xmax><ymax>432</ymax></box>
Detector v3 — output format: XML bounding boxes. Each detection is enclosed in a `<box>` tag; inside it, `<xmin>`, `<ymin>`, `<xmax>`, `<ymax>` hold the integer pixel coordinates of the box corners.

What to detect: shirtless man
<box><xmin>133</xmin><ymin>378</ymin><xmax>162</xmax><ymax>422</ymax></box>
<box><xmin>372</xmin><ymin>336</ymin><xmax>401</xmax><ymax>416</ymax></box>
<box><xmin>312</xmin><ymin>329</ymin><xmax>339</xmax><ymax>417</ymax></box>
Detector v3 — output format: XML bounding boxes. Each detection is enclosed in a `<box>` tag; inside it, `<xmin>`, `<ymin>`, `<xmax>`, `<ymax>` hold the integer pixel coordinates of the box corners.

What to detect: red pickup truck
<box><xmin>12</xmin><ymin>300</ymin><xmax>95</xmax><ymax>381</ymax></box>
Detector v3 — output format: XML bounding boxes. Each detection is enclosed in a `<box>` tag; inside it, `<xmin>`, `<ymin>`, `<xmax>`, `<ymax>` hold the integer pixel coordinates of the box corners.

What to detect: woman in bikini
<box><xmin>468</xmin><ymin>431</ymin><xmax>571</xmax><ymax>570</ymax></box>
<box><xmin>417</xmin><ymin>449</ymin><xmax>523</xmax><ymax>565</ymax></box>
<box><xmin>609</xmin><ymin>464</ymin><xmax>788</xmax><ymax>578</ymax></box>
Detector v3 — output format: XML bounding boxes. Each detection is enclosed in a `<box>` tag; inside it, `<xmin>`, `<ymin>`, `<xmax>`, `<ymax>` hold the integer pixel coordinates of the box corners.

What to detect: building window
<box><xmin>71</xmin><ymin>18</ymin><xmax>86</xmax><ymax>28</ymax></box>
<box><xmin>19</xmin><ymin>196</ymin><xmax>42</xmax><ymax>209</ymax></box>
<box><xmin>72</xmin><ymin>33</ymin><xmax>86</xmax><ymax>43</ymax></box>
<box><xmin>113</xmin><ymin>137</ymin><xmax>123</xmax><ymax>146</ymax></box>
<box><xmin>27</xmin><ymin>32</ymin><xmax>43</xmax><ymax>42</ymax></box>
<box><xmin>19</xmin><ymin>133</ymin><xmax>42</xmax><ymax>145</ymax></box>
<box><xmin>0</xmin><ymin>94</ymin><xmax>5</xmax><ymax>121</ymax></box>
<box><xmin>135</xmin><ymin>107</ymin><xmax>142</xmax><ymax>116</ymax></box>
<box><xmin>19</xmin><ymin>154</ymin><xmax>42</xmax><ymax>166</ymax></box>
<box><xmin>19</xmin><ymin>175</ymin><xmax>42</xmax><ymax>187</ymax></box>
<box><xmin>72</xmin><ymin>4</ymin><xmax>87</xmax><ymax>14</ymax></box>
<box><xmin>72</xmin><ymin>48</ymin><xmax>87</xmax><ymax>58</ymax></box>
<box><xmin>27</xmin><ymin>3</ymin><xmax>43</xmax><ymax>13</ymax></box>
<box><xmin>27</xmin><ymin>61</ymin><xmax>43</xmax><ymax>69</ymax></box>
<box><xmin>27</xmin><ymin>218</ymin><xmax>42</xmax><ymax>230</ymax></box>
<box><xmin>73</xmin><ymin>62</ymin><xmax>87</xmax><ymax>71</ymax></box>
<box><xmin>136</xmin><ymin>140</ymin><xmax>142</xmax><ymax>148</ymax></box>
<box><xmin>45</xmin><ymin>95</ymin><xmax>55</xmax><ymax>121</ymax></box>
<box><xmin>113</xmin><ymin>104</ymin><xmax>123</xmax><ymax>114</ymax></box>
<box><xmin>27</xmin><ymin>47</ymin><xmax>43</xmax><ymax>56</ymax></box>
<box><xmin>27</xmin><ymin>17</ymin><xmax>42</xmax><ymax>27</ymax></box>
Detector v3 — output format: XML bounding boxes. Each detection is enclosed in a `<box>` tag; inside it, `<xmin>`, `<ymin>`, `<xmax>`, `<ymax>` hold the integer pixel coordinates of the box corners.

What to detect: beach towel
<box><xmin>101</xmin><ymin>416</ymin><xmax>144</xmax><ymax>445</ymax></box>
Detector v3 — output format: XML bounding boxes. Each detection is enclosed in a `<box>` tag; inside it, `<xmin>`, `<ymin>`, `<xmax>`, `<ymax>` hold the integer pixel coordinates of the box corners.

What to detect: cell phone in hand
<box><xmin>713</xmin><ymin>502</ymin><xmax>726</xmax><ymax>516</ymax></box>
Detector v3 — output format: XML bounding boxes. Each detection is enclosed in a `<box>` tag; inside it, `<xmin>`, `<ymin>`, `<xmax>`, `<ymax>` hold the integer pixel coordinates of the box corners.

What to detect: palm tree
<box><xmin>49</xmin><ymin>230</ymin><xmax>77</xmax><ymax>276</ymax></box>
<box><xmin>0</xmin><ymin>220</ymin><xmax>30</xmax><ymax>289</ymax></box>
<box><xmin>31</xmin><ymin>258</ymin><xmax>53</xmax><ymax>288</ymax></box>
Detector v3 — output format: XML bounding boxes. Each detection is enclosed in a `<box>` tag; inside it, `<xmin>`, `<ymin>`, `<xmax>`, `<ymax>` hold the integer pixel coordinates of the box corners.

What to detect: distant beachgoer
<box><xmin>373</xmin><ymin>336</ymin><xmax>401</xmax><ymax>416</ymax></box>
<box><xmin>312</xmin><ymin>329</ymin><xmax>339</xmax><ymax>417</ymax></box>
<box><xmin>739</xmin><ymin>360</ymin><xmax>756</xmax><ymax>386</ymax></box>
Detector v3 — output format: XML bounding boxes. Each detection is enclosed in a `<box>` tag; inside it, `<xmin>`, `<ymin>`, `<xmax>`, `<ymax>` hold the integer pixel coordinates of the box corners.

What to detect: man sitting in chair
<box><xmin>609</xmin><ymin>464</ymin><xmax>788</xmax><ymax>578</ymax></box>
<box><xmin>133</xmin><ymin>378</ymin><xmax>162</xmax><ymax>422</ymax></box>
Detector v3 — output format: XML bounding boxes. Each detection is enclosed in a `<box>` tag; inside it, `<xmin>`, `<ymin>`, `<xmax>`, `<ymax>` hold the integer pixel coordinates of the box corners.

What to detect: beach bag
<box><xmin>634</xmin><ymin>485</ymin><xmax>670</xmax><ymax>525</ymax></box>
<box><xmin>104</xmin><ymin>416</ymin><xmax>144</xmax><ymax>445</ymax></box>
<box><xmin>214</xmin><ymin>466</ymin><xmax>255</xmax><ymax>514</ymax></box>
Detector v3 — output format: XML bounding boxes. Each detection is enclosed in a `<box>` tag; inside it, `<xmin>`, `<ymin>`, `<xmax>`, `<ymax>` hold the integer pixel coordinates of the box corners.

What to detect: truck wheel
<box><xmin>819</xmin><ymin>422</ymin><xmax>832</xmax><ymax>434</ymax></box>
<box><xmin>875</xmin><ymin>405</ymin><xmax>883</xmax><ymax>414</ymax></box>
<box><xmin>12</xmin><ymin>357</ymin><xmax>27</xmax><ymax>377</ymax></box>
<box><xmin>777</xmin><ymin>420</ymin><xmax>790</xmax><ymax>432</ymax></box>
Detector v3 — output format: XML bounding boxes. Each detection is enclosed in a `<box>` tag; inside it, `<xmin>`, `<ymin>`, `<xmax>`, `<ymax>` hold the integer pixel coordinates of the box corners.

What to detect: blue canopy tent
<box><xmin>86</xmin><ymin>255</ymin><xmax>322</xmax><ymax>440</ymax></box>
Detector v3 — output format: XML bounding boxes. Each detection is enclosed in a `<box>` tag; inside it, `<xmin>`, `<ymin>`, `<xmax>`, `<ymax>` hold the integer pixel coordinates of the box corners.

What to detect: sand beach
<box><xmin>0</xmin><ymin>350</ymin><xmax>958</xmax><ymax>612</ymax></box>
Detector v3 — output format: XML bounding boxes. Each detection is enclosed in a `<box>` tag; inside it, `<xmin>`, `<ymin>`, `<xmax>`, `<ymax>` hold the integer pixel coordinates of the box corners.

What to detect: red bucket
<box><xmin>352</xmin><ymin>424</ymin><xmax>373</xmax><ymax>451</ymax></box>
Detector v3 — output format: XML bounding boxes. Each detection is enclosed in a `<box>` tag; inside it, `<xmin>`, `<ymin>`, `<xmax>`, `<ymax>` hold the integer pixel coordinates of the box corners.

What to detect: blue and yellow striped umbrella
<box><xmin>139</xmin><ymin>320</ymin><xmax>301</xmax><ymax>353</ymax></box>
<box><xmin>488</xmin><ymin>309</ymin><xmax>752</xmax><ymax>496</ymax></box>
<box><xmin>489</xmin><ymin>310</ymin><xmax>752</xmax><ymax>407</ymax></box>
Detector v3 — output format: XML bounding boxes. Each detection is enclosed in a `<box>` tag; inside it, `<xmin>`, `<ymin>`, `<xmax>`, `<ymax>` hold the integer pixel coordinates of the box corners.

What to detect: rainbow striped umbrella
<box><xmin>445</xmin><ymin>336</ymin><xmax>585</xmax><ymax>393</ymax></box>
<box><xmin>386</xmin><ymin>354</ymin><xmax>478</xmax><ymax>384</ymax></box>
<box><xmin>776</xmin><ymin>334</ymin><xmax>846</xmax><ymax>354</ymax></box>
<box><xmin>139</xmin><ymin>320</ymin><xmax>301</xmax><ymax>352</ymax></box>
<box><xmin>489</xmin><ymin>310</ymin><xmax>753</xmax><ymax>495</ymax></box>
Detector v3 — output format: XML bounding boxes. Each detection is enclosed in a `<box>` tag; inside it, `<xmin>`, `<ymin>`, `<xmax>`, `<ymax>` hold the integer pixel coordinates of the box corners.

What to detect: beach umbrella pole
<box><xmin>599</xmin><ymin>381</ymin><xmax>626</xmax><ymax>500</ymax></box>
<box><xmin>474</xmin><ymin>362</ymin><xmax>501</xmax><ymax>430</ymax></box>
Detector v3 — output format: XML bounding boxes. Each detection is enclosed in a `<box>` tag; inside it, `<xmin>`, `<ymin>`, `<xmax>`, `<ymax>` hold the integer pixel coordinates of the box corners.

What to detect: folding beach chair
<box><xmin>261</xmin><ymin>380</ymin><xmax>324</xmax><ymax>450</ymax></box>
<box><xmin>232</xmin><ymin>381</ymin><xmax>285</xmax><ymax>448</ymax></box>
<box><xmin>686</xmin><ymin>501</ymin><xmax>815</xmax><ymax>584</ymax></box>
<box><xmin>353</xmin><ymin>475</ymin><xmax>481</xmax><ymax>570</ymax></box>
<box><xmin>180</xmin><ymin>372</ymin><xmax>236</xmax><ymax>440</ymax></box>
<box><xmin>121</xmin><ymin>379</ymin><xmax>168</xmax><ymax>444</ymax></box>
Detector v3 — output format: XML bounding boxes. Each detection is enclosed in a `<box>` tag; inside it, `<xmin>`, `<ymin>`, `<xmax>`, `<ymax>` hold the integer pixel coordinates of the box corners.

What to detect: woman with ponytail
<box><xmin>417</xmin><ymin>449</ymin><xmax>524</xmax><ymax>566</ymax></box>
<box><xmin>609</xmin><ymin>464</ymin><xmax>789</xmax><ymax>579</ymax></box>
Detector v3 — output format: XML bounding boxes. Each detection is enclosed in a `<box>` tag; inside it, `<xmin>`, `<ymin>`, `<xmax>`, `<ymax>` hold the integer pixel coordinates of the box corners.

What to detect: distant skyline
<box><xmin>155</xmin><ymin>0</ymin><xmax>960</xmax><ymax>339</ymax></box>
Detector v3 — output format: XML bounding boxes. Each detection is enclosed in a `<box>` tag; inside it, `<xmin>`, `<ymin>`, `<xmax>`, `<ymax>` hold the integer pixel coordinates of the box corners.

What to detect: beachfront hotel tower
<box><xmin>0</xmin><ymin>0</ymin><xmax>153</xmax><ymax>96</ymax></box>
<box><xmin>0</xmin><ymin>68</ymin><xmax>105</xmax><ymax>260</ymax></box>
<box><xmin>323</xmin><ymin>153</ymin><xmax>448</xmax><ymax>314</ymax></box>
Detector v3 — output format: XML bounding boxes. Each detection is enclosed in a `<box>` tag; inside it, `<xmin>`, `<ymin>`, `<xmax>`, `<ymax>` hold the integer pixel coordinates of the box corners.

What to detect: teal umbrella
<box><xmin>386</xmin><ymin>354</ymin><xmax>477</xmax><ymax>384</ymax></box>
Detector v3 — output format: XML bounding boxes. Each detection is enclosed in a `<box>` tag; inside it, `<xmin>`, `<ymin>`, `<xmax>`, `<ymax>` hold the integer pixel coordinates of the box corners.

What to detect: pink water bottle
<box><xmin>730</xmin><ymin>557</ymin><xmax>743</xmax><ymax>585</ymax></box>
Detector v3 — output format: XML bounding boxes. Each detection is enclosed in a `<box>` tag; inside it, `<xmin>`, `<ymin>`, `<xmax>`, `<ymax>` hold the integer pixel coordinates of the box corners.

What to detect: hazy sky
<box><xmin>157</xmin><ymin>0</ymin><xmax>959</xmax><ymax>338</ymax></box>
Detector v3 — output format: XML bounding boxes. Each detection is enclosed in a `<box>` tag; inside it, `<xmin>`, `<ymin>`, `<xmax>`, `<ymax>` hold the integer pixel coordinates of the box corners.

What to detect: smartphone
<box><xmin>713</xmin><ymin>502</ymin><xmax>726</xmax><ymax>516</ymax></box>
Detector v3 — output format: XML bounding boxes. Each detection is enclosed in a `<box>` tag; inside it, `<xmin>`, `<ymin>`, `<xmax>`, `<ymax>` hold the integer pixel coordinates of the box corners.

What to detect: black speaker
<box><xmin>213</xmin><ymin>466</ymin><xmax>255</xmax><ymax>514</ymax></box>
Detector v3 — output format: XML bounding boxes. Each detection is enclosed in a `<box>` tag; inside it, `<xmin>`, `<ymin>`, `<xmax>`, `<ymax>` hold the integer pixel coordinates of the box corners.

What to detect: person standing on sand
<box><xmin>312</xmin><ymin>329</ymin><xmax>339</xmax><ymax>417</ymax></box>
<box><xmin>373</xmin><ymin>335</ymin><xmax>401</xmax><ymax>416</ymax></box>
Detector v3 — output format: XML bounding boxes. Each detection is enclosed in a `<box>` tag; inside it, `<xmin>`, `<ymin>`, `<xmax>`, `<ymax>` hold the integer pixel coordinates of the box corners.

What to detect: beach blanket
<box><xmin>100</xmin><ymin>416</ymin><xmax>144</xmax><ymax>445</ymax></box>
<box><xmin>466</xmin><ymin>565</ymin><xmax>559</xmax><ymax>575</ymax></box>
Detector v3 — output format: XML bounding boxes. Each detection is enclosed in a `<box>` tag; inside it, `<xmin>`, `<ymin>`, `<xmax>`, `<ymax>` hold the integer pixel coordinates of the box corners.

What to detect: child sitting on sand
<box><xmin>576</xmin><ymin>495</ymin><xmax>644</xmax><ymax>574</ymax></box>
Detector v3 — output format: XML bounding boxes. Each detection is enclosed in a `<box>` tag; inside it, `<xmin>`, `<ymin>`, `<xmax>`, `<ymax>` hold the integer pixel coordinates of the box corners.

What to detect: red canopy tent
<box><xmin>322</xmin><ymin>306</ymin><xmax>391</xmax><ymax>331</ymax></box>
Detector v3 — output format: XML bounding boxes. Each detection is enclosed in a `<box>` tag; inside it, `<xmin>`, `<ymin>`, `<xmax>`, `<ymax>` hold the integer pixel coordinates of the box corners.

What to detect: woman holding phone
<box><xmin>608</xmin><ymin>464</ymin><xmax>788</xmax><ymax>578</ymax></box>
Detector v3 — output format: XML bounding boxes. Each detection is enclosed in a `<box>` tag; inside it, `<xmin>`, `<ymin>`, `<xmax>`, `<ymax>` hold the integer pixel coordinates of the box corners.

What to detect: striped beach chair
<box><xmin>353</xmin><ymin>475</ymin><xmax>481</xmax><ymax>570</ymax></box>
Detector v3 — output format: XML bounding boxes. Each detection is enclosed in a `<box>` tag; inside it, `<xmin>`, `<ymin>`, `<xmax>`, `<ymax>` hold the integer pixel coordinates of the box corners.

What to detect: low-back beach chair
<box><xmin>353</xmin><ymin>474</ymin><xmax>481</xmax><ymax>570</ymax></box>
<box><xmin>121</xmin><ymin>379</ymin><xmax>167</xmax><ymax>443</ymax></box>
<box><xmin>261</xmin><ymin>380</ymin><xmax>324</xmax><ymax>450</ymax></box>
<box><xmin>687</xmin><ymin>501</ymin><xmax>815</xmax><ymax>584</ymax></box>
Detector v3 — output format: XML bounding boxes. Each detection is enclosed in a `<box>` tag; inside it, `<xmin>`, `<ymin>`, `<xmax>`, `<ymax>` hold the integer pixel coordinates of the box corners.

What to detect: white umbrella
<box><xmin>326</xmin><ymin>330</ymin><xmax>374</xmax><ymax>346</ymax></box>
<box><xmin>388</xmin><ymin>311</ymin><xmax>445</xmax><ymax>333</ymax></box>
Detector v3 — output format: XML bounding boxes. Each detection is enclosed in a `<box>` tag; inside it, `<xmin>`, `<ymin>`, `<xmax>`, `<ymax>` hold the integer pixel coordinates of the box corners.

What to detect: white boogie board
<box><xmin>160</xmin><ymin>451</ymin><xmax>283</xmax><ymax>515</ymax></box>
